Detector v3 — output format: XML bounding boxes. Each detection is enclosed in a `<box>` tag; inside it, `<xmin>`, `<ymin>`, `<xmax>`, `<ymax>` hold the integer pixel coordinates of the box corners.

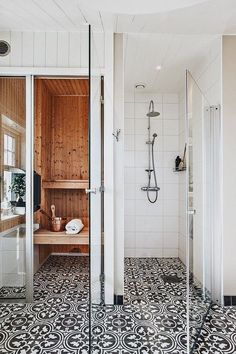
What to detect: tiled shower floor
<box><xmin>0</xmin><ymin>256</ymin><xmax>235</xmax><ymax>353</ymax></box>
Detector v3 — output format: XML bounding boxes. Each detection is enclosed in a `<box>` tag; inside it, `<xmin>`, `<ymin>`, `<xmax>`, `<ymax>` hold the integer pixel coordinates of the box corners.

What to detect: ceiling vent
<box><xmin>0</xmin><ymin>40</ymin><xmax>10</xmax><ymax>56</ymax></box>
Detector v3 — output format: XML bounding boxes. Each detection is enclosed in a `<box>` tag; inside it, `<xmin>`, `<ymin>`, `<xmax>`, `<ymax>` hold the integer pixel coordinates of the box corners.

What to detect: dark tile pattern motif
<box><xmin>194</xmin><ymin>304</ymin><xmax>236</xmax><ymax>354</ymax></box>
<box><xmin>92</xmin><ymin>257</ymin><xmax>187</xmax><ymax>353</ymax></box>
<box><xmin>0</xmin><ymin>256</ymin><xmax>90</xmax><ymax>354</ymax></box>
<box><xmin>0</xmin><ymin>256</ymin><xmax>235</xmax><ymax>353</ymax></box>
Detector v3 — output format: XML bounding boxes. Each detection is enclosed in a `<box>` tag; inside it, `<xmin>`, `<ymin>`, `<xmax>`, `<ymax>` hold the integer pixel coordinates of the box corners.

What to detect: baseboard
<box><xmin>114</xmin><ymin>295</ymin><xmax>124</xmax><ymax>305</ymax></box>
<box><xmin>224</xmin><ymin>295</ymin><xmax>236</xmax><ymax>306</ymax></box>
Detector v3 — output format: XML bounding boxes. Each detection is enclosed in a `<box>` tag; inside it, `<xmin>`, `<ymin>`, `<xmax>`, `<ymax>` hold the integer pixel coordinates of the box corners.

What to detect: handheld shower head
<box><xmin>152</xmin><ymin>133</ymin><xmax>157</xmax><ymax>144</ymax></box>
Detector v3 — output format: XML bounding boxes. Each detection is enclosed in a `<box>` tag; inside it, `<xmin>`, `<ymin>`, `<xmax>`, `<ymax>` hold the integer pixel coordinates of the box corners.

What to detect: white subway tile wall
<box><xmin>124</xmin><ymin>93</ymin><xmax>180</xmax><ymax>257</ymax></box>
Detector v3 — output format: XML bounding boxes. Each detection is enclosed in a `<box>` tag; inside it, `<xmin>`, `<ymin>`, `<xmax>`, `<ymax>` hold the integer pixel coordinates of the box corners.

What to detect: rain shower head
<box><xmin>147</xmin><ymin>111</ymin><xmax>160</xmax><ymax>117</ymax></box>
<box><xmin>146</xmin><ymin>100</ymin><xmax>160</xmax><ymax>118</ymax></box>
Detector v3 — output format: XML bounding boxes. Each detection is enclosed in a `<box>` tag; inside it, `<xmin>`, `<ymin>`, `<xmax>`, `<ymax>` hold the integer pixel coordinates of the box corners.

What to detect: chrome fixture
<box><xmin>112</xmin><ymin>129</ymin><xmax>121</xmax><ymax>142</ymax></box>
<box><xmin>85</xmin><ymin>188</ymin><xmax>97</xmax><ymax>194</ymax></box>
<box><xmin>135</xmin><ymin>83</ymin><xmax>146</xmax><ymax>90</ymax></box>
<box><xmin>141</xmin><ymin>100</ymin><xmax>160</xmax><ymax>203</ymax></box>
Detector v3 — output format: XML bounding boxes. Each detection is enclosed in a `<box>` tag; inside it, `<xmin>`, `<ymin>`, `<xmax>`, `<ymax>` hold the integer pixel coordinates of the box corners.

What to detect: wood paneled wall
<box><xmin>34</xmin><ymin>79</ymin><xmax>53</xmax><ymax>178</ymax></box>
<box><xmin>0</xmin><ymin>77</ymin><xmax>26</xmax><ymax>231</ymax></box>
<box><xmin>0</xmin><ymin>78</ymin><xmax>25</xmax><ymax>127</ymax></box>
<box><xmin>0</xmin><ymin>216</ymin><xmax>25</xmax><ymax>233</ymax></box>
<box><xmin>34</xmin><ymin>78</ymin><xmax>89</xmax><ymax>258</ymax></box>
<box><xmin>34</xmin><ymin>80</ymin><xmax>53</xmax><ymax>227</ymax></box>
<box><xmin>51</xmin><ymin>96</ymin><xmax>88</xmax><ymax>180</ymax></box>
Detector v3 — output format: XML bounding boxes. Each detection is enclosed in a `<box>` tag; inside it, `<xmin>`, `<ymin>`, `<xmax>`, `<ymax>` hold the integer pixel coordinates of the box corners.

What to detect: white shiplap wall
<box><xmin>0</xmin><ymin>31</ymin><xmax>105</xmax><ymax>68</ymax></box>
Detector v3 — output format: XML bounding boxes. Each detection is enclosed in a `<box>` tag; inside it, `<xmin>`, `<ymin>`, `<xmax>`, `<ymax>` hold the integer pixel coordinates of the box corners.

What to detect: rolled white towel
<box><xmin>65</xmin><ymin>219</ymin><xmax>84</xmax><ymax>235</ymax></box>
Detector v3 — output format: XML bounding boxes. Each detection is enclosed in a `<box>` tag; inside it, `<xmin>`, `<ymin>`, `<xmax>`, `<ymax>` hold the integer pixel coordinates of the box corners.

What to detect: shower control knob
<box><xmin>188</xmin><ymin>209</ymin><xmax>196</xmax><ymax>215</ymax></box>
<box><xmin>85</xmin><ymin>188</ymin><xmax>97</xmax><ymax>194</ymax></box>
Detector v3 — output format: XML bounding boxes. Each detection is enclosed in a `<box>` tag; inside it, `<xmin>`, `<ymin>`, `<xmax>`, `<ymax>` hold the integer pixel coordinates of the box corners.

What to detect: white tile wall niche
<box><xmin>124</xmin><ymin>92</ymin><xmax>180</xmax><ymax>258</ymax></box>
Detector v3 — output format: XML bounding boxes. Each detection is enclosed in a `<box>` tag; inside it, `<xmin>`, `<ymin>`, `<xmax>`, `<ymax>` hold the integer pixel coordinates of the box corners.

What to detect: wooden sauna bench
<box><xmin>34</xmin><ymin>227</ymin><xmax>89</xmax><ymax>245</ymax></box>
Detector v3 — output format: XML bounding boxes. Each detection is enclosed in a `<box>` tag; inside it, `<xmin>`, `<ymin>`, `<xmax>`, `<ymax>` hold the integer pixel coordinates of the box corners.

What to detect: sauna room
<box><xmin>33</xmin><ymin>77</ymin><xmax>89</xmax><ymax>270</ymax></box>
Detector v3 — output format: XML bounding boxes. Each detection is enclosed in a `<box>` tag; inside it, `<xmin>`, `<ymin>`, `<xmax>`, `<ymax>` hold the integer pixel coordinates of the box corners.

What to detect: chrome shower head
<box><xmin>147</xmin><ymin>111</ymin><xmax>160</xmax><ymax>117</ymax></box>
<box><xmin>146</xmin><ymin>100</ymin><xmax>160</xmax><ymax>118</ymax></box>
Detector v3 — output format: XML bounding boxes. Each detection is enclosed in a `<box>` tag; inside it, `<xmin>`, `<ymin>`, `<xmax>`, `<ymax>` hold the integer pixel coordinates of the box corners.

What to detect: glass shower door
<box><xmin>0</xmin><ymin>76</ymin><xmax>34</xmax><ymax>302</ymax></box>
<box><xmin>89</xmin><ymin>26</ymin><xmax>104</xmax><ymax>351</ymax></box>
<box><xmin>186</xmin><ymin>70</ymin><xmax>213</xmax><ymax>352</ymax></box>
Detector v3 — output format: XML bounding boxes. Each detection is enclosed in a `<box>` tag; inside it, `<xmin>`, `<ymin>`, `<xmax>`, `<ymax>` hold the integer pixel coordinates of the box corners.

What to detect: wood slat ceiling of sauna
<box><xmin>41</xmin><ymin>79</ymin><xmax>89</xmax><ymax>96</ymax></box>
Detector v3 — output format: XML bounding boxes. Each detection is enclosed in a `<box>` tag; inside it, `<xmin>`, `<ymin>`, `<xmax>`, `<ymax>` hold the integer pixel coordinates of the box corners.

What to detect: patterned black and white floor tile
<box><xmin>0</xmin><ymin>256</ymin><xmax>235</xmax><ymax>353</ymax></box>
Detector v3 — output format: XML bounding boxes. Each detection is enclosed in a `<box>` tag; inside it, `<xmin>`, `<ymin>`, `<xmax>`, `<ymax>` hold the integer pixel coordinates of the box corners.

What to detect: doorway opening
<box><xmin>33</xmin><ymin>76</ymin><xmax>90</xmax><ymax>303</ymax></box>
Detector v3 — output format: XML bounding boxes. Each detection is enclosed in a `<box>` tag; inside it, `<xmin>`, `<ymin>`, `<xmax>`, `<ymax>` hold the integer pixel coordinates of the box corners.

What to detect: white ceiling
<box><xmin>0</xmin><ymin>0</ymin><xmax>235</xmax><ymax>34</ymax></box>
<box><xmin>124</xmin><ymin>33</ymin><xmax>220</xmax><ymax>93</ymax></box>
<box><xmin>0</xmin><ymin>0</ymin><xmax>231</xmax><ymax>94</ymax></box>
<box><xmin>78</xmin><ymin>0</ymin><xmax>207</xmax><ymax>15</ymax></box>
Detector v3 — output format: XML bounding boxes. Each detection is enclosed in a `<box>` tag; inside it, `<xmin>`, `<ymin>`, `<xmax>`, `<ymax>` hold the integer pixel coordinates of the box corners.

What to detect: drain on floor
<box><xmin>161</xmin><ymin>275</ymin><xmax>181</xmax><ymax>283</ymax></box>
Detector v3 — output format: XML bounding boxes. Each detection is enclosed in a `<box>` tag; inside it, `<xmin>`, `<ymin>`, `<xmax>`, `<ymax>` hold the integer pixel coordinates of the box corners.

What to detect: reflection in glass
<box><xmin>0</xmin><ymin>77</ymin><xmax>26</xmax><ymax>300</ymax></box>
<box><xmin>186</xmin><ymin>71</ymin><xmax>217</xmax><ymax>352</ymax></box>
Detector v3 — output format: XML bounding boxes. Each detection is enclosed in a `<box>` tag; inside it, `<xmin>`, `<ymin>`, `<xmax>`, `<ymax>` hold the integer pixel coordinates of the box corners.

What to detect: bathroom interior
<box><xmin>0</xmin><ymin>28</ymin><xmax>225</xmax><ymax>353</ymax></box>
<box><xmin>122</xmin><ymin>32</ymin><xmax>222</xmax><ymax>351</ymax></box>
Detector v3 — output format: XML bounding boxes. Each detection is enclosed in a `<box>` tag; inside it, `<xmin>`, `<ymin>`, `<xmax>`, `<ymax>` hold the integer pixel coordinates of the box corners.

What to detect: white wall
<box><xmin>0</xmin><ymin>30</ymin><xmax>104</xmax><ymax>68</ymax></box>
<box><xmin>193</xmin><ymin>37</ymin><xmax>221</xmax><ymax>106</ymax></box>
<box><xmin>124</xmin><ymin>92</ymin><xmax>180</xmax><ymax>258</ymax></box>
<box><xmin>114</xmin><ymin>34</ymin><xmax>124</xmax><ymax>297</ymax></box>
<box><xmin>222</xmin><ymin>35</ymin><xmax>236</xmax><ymax>296</ymax></box>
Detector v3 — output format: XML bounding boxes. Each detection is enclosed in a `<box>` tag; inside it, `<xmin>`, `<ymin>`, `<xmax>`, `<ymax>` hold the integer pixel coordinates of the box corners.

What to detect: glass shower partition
<box><xmin>0</xmin><ymin>76</ymin><xmax>34</xmax><ymax>302</ymax></box>
<box><xmin>186</xmin><ymin>70</ymin><xmax>216</xmax><ymax>352</ymax></box>
<box><xmin>89</xmin><ymin>26</ymin><xmax>105</xmax><ymax>351</ymax></box>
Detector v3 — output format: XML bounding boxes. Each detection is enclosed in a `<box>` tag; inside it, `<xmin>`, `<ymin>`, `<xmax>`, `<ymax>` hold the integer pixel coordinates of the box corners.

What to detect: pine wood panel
<box><xmin>0</xmin><ymin>77</ymin><xmax>25</xmax><ymax>127</ymax></box>
<box><xmin>46</xmin><ymin>189</ymin><xmax>89</xmax><ymax>227</ymax></box>
<box><xmin>34</xmin><ymin>79</ymin><xmax>53</xmax><ymax>226</ymax></box>
<box><xmin>0</xmin><ymin>216</ymin><xmax>25</xmax><ymax>232</ymax></box>
<box><xmin>34</xmin><ymin>227</ymin><xmax>89</xmax><ymax>244</ymax></box>
<box><xmin>42</xmin><ymin>78</ymin><xmax>89</xmax><ymax>96</ymax></box>
<box><xmin>42</xmin><ymin>180</ymin><xmax>89</xmax><ymax>189</ymax></box>
<box><xmin>51</xmin><ymin>96</ymin><xmax>88</xmax><ymax>180</ymax></box>
<box><xmin>0</xmin><ymin>77</ymin><xmax>26</xmax><ymax>231</ymax></box>
<box><xmin>34</xmin><ymin>78</ymin><xmax>89</xmax><ymax>260</ymax></box>
<box><xmin>51</xmin><ymin>245</ymin><xmax>89</xmax><ymax>254</ymax></box>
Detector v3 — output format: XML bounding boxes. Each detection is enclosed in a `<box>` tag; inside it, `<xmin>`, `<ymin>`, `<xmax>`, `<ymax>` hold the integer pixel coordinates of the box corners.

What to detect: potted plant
<box><xmin>10</xmin><ymin>173</ymin><xmax>26</xmax><ymax>215</ymax></box>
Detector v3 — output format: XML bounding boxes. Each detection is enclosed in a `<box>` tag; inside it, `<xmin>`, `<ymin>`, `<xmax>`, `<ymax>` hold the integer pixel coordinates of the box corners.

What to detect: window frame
<box><xmin>2</xmin><ymin>124</ymin><xmax>21</xmax><ymax>169</ymax></box>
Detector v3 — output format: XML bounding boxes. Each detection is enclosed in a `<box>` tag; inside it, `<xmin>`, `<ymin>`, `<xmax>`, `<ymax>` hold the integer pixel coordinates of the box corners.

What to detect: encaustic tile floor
<box><xmin>0</xmin><ymin>256</ymin><xmax>235</xmax><ymax>353</ymax></box>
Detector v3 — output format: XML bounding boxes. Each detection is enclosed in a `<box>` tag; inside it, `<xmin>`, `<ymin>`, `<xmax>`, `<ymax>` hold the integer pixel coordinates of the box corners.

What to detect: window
<box><xmin>4</xmin><ymin>133</ymin><xmax>16</xmax><ymax>167</ymax></box>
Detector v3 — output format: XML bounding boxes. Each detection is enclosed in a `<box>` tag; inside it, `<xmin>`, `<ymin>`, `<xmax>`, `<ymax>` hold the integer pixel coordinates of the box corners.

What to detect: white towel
<box><xmin>65</xmin><ymin>219</ymin><xmax>84</xmax><ymax>235</ymax></box>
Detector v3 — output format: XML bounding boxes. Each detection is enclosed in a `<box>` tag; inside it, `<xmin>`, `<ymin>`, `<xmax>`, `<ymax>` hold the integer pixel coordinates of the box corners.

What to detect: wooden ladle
<box><xmin>40</xmin><ymin>209</ymin><xmax>52</xmax><ymax>220</ymax></box>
